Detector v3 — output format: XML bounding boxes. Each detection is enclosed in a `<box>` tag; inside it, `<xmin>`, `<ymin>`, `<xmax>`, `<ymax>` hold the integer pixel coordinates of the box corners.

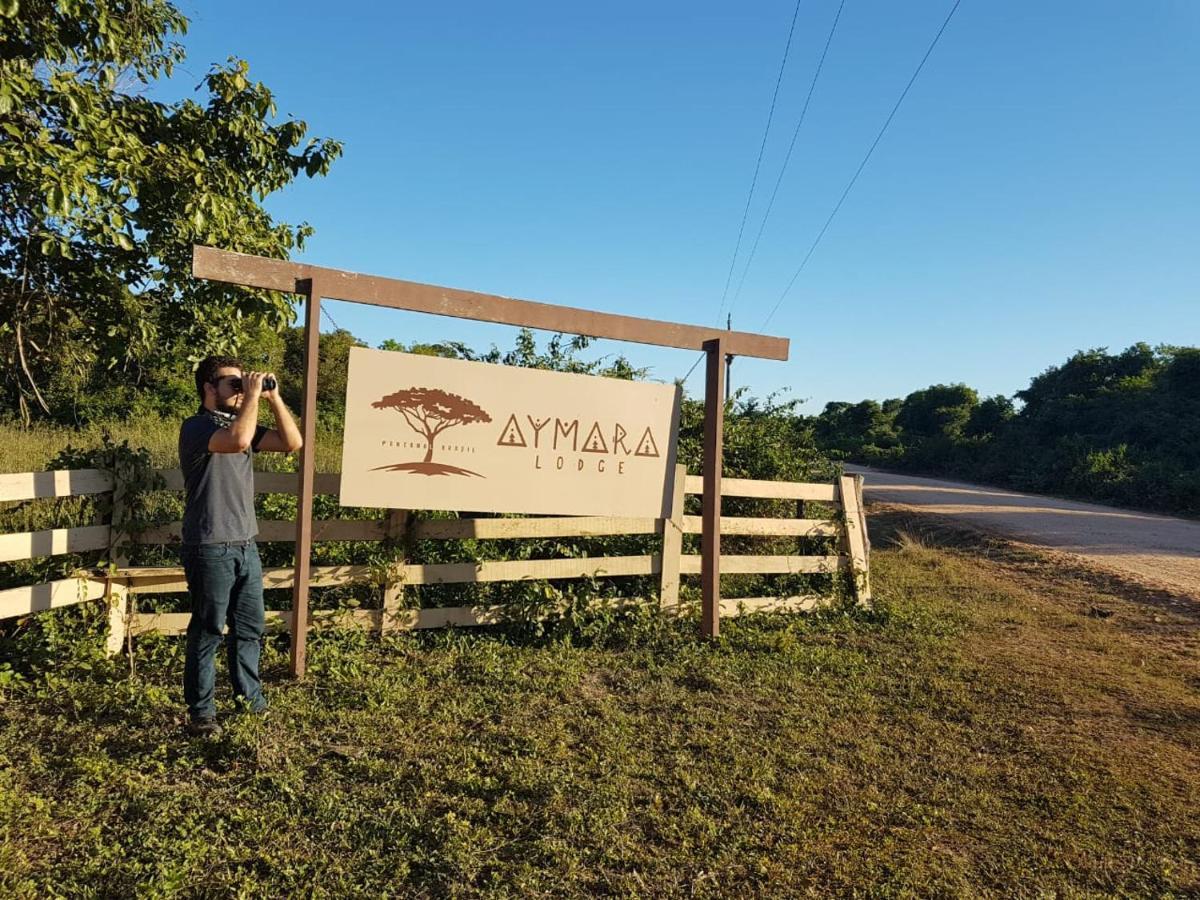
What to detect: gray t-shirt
<box><xmin>179</xmin><ymin>408</ymin><xmax>268</xmax><ymax>545</ymax></box>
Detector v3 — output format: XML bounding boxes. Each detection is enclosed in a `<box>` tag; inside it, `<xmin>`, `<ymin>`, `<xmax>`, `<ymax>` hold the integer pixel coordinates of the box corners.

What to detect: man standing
<box><xmin>179</xmin><ymin>356</ymin><xmax>303</xmax><ymax>736</ymax></box>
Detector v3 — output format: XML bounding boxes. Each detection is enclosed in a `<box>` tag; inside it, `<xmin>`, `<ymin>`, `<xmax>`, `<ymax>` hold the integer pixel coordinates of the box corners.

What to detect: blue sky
<box><xmin>166</xmin><ymin>0</ymin><xmax>1198</xmax><ymax>410</ymax></box>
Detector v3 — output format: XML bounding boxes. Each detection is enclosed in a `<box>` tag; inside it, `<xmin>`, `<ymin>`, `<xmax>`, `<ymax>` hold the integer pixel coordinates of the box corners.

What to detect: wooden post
<box><xmin>659</xmin><ymin>463</ymin><xmax>687</xmax><ymax>612</ymax></box>
<box><xmin>701</xmin><ymin>338</ymin><xmax>726</xmax><ymax>638</ymax></box>
<box><xmin>290</xmin><ymin>279</ymin><xmax>321</xmax><ymax>678</ymax></box>
<box><xmin>838</xmin><ymin>475</ymin><xmax>872</xmax><ymax>606</ymax></box>
<box><xmin>104</xmin><ymin>579</ymin><xmax>129</xmax><ymax>657</ymax></box>
<box><xmin>105</xmin><ymin>477</ymin><xmax>130</xmax><ymax>657</ymax></box>
<box><xmin>381</xmin><ymin>509</ymin><xmax>410</xmax><ymax>635</ymax></box>
<box><xmin>853</xmin><ymin>473</ymin><xmax>870</xmax><ymax>571</ymax></box>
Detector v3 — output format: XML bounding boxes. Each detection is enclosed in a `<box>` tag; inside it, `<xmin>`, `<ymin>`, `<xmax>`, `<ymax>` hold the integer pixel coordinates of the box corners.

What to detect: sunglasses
<box><xmin>211</xmin><ymin>375</ymin><xmax>245</xmax><ymax>392</ymax></box>
<box><xmin>210</xmin><ymin>375</ymin><xmax>276</xmax><ymax>392</ymax></box>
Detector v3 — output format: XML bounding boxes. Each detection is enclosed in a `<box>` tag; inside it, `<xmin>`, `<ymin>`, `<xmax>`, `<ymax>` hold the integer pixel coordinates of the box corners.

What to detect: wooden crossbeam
<box><xmin>193</xmin><ymin>246</ymin><xmax>789</xmax><ymax>360</ymax></box>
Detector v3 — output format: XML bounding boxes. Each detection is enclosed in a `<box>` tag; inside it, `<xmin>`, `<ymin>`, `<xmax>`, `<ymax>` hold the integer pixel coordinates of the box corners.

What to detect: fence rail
<box><xmin>1</xmin><ymin>463</ymin><xmax>870</xmax><ymax>651</ymax></box>
<box><xmin>0</xmin><ymin>468</ymin><xmax>114</xmax><ymax>502</ymax></box>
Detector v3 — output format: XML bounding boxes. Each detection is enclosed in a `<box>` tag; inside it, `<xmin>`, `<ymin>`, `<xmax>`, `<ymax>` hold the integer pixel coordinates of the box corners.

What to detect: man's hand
<box><xmin>254</xmin><ymin>373</ymin><xmax>303</xmax><ymax>453</ymax></box>
<box><xmin>242</xmin><ymin>371</ymin><xmax>267</xmax><ymax>403</ymax></box>
<box><xmin>208</xmin><ymin>371</ymin><xmax>267</xmax><ymax>454</ymax></box>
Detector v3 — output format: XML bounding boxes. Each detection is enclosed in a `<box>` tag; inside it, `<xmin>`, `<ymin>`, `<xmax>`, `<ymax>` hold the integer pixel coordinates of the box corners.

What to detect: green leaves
<box><xmin>0</xmin><ymin>0</ymin><xmax>341</xmax><ymax>423</ymax></box>
<box><xmin>45</xmin><ymin>183</ymin><xmax>66</xmax><ymax>216</ymax></box>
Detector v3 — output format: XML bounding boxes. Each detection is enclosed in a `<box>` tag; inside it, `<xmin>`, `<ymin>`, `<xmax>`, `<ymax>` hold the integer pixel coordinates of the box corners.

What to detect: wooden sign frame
<box><xmin>191</xmin><ymin>245</ymin><xmax>790</xmax><ymax>676</ymax></box>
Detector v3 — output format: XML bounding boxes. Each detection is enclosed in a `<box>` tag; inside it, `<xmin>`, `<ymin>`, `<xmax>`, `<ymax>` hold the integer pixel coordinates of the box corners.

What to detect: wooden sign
<box><xmin>339</xmin><ymin>348</ymin><xmax>681</xmax><ymax>516</ymax></box>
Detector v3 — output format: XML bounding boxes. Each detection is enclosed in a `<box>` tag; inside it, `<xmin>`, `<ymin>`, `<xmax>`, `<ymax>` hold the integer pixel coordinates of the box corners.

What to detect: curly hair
<box><xmin>194</xmin><ymin>355</ymin><xmax>243</xmax><ymax>403</ymax></box>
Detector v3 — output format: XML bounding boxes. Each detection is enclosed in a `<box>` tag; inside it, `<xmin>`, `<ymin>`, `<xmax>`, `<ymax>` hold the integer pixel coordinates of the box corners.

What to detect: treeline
<box><xmin>812</xmin><ymin>344</ymin><xmax>1200</xmax><ymax>515</ymax></box>
<box><xmin>9</xmin><ymin>294</ymin><xmax>1195</xmax><ymax>519</ymax></box>
<box><xmin>44</xmin><ymin>327</ymin><xmax>651</xmax><ymax>429</ymax></box>
<box><xmin>2</xmin><ymin>320</ymin><xmax>835</xmax><ymax>490</ymax></box>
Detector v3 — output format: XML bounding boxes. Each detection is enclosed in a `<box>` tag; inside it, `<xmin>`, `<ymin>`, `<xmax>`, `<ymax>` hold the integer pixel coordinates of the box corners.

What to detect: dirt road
<box><xmin>848</xmin><ymin>465</ymin><xmax>1200</xmax><ymax>600</ymax></box>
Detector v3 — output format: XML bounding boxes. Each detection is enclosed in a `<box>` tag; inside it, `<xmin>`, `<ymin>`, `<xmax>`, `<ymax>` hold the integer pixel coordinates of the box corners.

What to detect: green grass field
<box><xmin>1</xmin><ymin>512</ymin><xmax>1197</xmax><ymax>897</ymax></box>
<box><xmin>0</xmin><ymin>418</ymin><xmax>347</xmax><ymax>474</ymax></box>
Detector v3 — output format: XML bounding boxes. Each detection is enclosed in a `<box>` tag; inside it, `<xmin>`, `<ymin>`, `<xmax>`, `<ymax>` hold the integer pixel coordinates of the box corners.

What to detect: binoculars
<box><xmin>223</xmin><ymin>375</ymin><xmax>276</xmax><ymax>392</ymax></box>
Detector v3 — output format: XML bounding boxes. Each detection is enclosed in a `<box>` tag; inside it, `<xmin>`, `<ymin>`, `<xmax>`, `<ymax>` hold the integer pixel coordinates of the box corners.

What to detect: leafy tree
<box><xmin>1017</xmin><ymin>344</ymin><xmax>1160</xmax><ymax>412</ymax></box>
<box><xmin>809</xmin><ymin>345</ymin><xmax>1200</xmax><ymax>515</ymax></box>
<box><xmin>965</xmin><ymin>394</ymin><xmax>1015</xmax><ymax>438</ymax></box>
<box><xmin>278</xmin><ymin>327</ymin><xmax>365</xmax><ymax>425</ymax></box>
<box><xmin>813</xmin><ymin>399</ymin><xmax>900</xmax><ymax>455</ymax></box>
<box><xmin>443</xmin><ymin>329</ymin><xmax>648</xmax><ymax>381</ymax></box>
<box><xmin>378</xmin><ymin>338</ymin><xmax>463</xmax><ymax>359</ymax></box>
<box><xmin>0</xmin><ymin>0</ymin><xmax>342</xmax><ymax>422</ymax></box>
<box><xmin>708</xmin><ymin>391</ymin><xmax>834</xmax><ymax>485</ymax></box>
<box><xmin>1161</xmin><ymin>347</ymin><xmax>1200</xmax><ymax>396</ymax></box>
<box><xmin>895</xmin><ymin>384</ymin><xmax>978</xmax><ymax>441</ymax></box>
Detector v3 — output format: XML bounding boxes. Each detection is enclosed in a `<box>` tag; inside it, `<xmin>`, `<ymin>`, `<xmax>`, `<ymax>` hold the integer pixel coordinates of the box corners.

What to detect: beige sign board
<box><xmin>339</xmin><ymin>347</ymin><xmax>681</xmax><ymax>517</ymax></box>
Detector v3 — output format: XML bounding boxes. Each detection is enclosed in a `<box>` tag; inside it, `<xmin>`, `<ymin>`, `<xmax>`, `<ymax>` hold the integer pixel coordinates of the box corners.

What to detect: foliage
<box><xmin>893</xmin><ymin>383</ymin><xmax>978</xmax><ymax>441</ymax></box>
<box><xmin>813</xmin><ymin>399</ymin><xmax>901</xmax><ymax>457</ymax></box>
<box><xmin>48</xmin><ymin>432</ymin><xmax>168</xmax><ymax>561</ymax></box>
<box><xmin>439</xmin><ymin>329</ymin><xmax>649</xmax><ymax>381</ymax></box>
<box><xmin>0</xmin><ymin>0</ymin><xmax>341</xmax><ymax>423</ymax></box>
<box><xmin>964</xmin><ymin>394</ymin><xmax>1014</xmax><ymax>439</ymax></box>
<box><xmin>277</xmin><ymin>327</ymin><xmax>365</xmax><ymax>427</ymax></box>
<box><xmin>676</xmin><ymin>390</ymin><xmax>844</xmax><ymax>601</ymax></box>
<box><xmin>812</xmin><ymin>343</ymin><xmax>1200</xmax><ymax>515</ymax></box>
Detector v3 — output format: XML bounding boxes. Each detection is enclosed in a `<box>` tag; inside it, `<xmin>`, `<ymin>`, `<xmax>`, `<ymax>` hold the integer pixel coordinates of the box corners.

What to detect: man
<box><xmin>179</xmin><ymin>356</ymin><xmax>303</xmax><ymax>736</ymax></box>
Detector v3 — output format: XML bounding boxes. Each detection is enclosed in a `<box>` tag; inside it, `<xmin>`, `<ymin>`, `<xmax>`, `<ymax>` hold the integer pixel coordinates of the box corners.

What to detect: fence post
<box><xmin>659</xmin><ymin>464</ymin><xmax>687</xmax><ymax>612</ymax></box>
<box><xmin>701</xmin><ymin>337</ymin><xmax>726</xmax><ymax>638</ymax></box>
<box><xmin>838</xmin><ymin>475</ymin><xmax>871</xmax><ymax>606</ymax></box>
<box><xmin>289</xmin><ymin>277</ymin><xmax>322</xmax><ymax>678</ymax></box>
<box><xmin>381</xmin><ymin>509</ymin><xmax>410</xmax><ymax>635</ymax></box>
<box><xmin>104</xmin><ymin>578</ymin><xmax>129</xmax><ymax>657</ymax></box>
<box><xmin>853</xmin><ymin>473</ymin><xmax>870</xmax><ymax>570</ymax></box>
<box><xmin>105</xmin><ymin>475</ymin><xmax>131</xmax><ymax>658</ymax></box>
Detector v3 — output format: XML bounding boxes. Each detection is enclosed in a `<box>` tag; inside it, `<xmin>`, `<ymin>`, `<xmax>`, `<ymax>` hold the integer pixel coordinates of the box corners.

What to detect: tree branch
<box><xmin>15</xmin><ymin>321</ymin><xmax>51</xmax><ymax>415</ymax></box>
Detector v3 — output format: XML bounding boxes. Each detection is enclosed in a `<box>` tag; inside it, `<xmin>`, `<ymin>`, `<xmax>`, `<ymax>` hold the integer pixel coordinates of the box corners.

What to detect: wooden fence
<box><xmin>0</xmin><ymin>465</ymin><xmax>870</xmax><ymax>653</ymax></box>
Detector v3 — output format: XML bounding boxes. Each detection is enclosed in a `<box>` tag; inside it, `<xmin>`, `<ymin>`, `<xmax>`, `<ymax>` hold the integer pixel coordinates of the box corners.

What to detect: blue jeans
<box><xmin>182</xmin><ymin>541</ymin><xmax>267</xmax><ymax>719</ymax></box>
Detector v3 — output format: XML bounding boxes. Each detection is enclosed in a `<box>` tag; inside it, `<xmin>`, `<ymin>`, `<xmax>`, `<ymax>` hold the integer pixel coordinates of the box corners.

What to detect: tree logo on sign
<box><xmin>371</xmin><ymin>387</ymin><xmax>491</xmax><ymax>477</ymax></box>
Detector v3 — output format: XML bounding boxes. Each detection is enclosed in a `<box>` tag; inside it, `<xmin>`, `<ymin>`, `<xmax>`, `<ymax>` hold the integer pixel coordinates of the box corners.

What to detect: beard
<box><xmin>215</xmin><ymin>396</ymin><xmax>241</xmax><ymax>415</ymax></box>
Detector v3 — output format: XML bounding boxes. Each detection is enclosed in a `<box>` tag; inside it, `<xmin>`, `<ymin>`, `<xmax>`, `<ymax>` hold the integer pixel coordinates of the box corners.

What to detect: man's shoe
<box><xmin>185</xmin><ymin>716</ymin><xmax>222</xmax><ymax>738</ymax></box>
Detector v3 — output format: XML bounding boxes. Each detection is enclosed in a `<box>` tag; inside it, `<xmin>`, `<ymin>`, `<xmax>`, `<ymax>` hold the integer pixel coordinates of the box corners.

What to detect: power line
<box><xmin>682</xmin><ymin>0</ymin><xmax>804</xmax><ymax>389</ymax></box>
<box><xmin>680</xmin><ymin>350</ymin><xmax>705</xmax><ymax>385</ymax></box>
<box><xmin>321</xmin><ymin>304</ymin><xmax>342</xmax><ymax>331</ymax></box>
<box><xmin>760</xmin><ymin>0</ymin><xmax>963</xmax><ymax>329</ymax></box>
<box><xmin>727</xmin><ymin>0</ymin><xmax>847</xmax><ymax>320</ymax></box>
<box><xmin>714</xmin><ymin>0</ymin><xmax>804</xmax><ymax>326</ymax></box>
<box><xmin>677</xmin><ymin>313</ymin><xmax>735</xmax><ymax>390</ymax></box>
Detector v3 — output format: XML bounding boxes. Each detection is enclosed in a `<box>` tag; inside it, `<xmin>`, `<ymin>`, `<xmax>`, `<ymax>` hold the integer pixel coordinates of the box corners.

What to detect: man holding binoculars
<box><xmin>178</xmin><ymin>356</ymin><xmax>303</xmax><ymax>736</ymax></box>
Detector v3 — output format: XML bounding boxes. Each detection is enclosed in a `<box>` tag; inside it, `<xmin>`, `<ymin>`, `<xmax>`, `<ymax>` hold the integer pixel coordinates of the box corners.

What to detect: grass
<box><xmin>0</xmin><ymin>417</ymin><xmax>346</xmax><ymax>473</ymax></box>
<box><xmin>1</xmin><ymin>512</ymin><xmax>1197</xmax><ymax>897</ymax></box>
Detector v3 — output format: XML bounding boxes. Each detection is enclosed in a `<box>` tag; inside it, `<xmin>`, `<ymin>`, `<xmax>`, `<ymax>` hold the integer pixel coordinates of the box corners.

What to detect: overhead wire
<box><xmin>321</xmin><ymin>305</ymin><xmax>343</xmax><ymax>331</ymax></box>
<box><xmin>679</xmin><ymin>349</ymin><xmax>704</xmax><ymax>385</ymax></box>
<box><xmin>759</xmin><ymin>0</ymin><xmax>963</xmax><ymax>329</ymax></box>
<box><xmin>713</xmin><ymin>0</ymin><xmax>805</xmax><ymax>327</ymax></box>
<box><xmin>681</xmin><ymin>0</ymin><xmax>804</xmax><ymax>387</ymax></box>
<box><xmin>726</xmin><ymin>0</ymin><xmax>847</xmax><ymax>322</ymax></box>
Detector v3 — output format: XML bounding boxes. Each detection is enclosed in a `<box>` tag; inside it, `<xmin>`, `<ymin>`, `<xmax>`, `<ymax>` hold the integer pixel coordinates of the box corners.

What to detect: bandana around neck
<box><xmin>199</xmin><ymin>405</ymin><xmax>236</xmax><ymax>427</ymax></box>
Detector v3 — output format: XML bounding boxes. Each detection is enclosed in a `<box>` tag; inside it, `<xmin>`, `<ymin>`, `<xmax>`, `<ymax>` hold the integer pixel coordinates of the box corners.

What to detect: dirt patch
<box><xmin>853</xmin><ymin>466</ymin><xmax>1200</xmax><ymax>601</ymax></box>
<box><xmin>868</xmin><ymin>504</ymin><xmax>1200</xmax><ymax>628</ymax></box>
